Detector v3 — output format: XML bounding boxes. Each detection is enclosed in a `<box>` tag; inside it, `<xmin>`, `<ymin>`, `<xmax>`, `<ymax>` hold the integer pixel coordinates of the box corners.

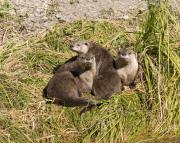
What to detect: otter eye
<box><xmin>84</xmin><ymin>42</ymin><xmax>88</xmax><ymax>46</ymax></box>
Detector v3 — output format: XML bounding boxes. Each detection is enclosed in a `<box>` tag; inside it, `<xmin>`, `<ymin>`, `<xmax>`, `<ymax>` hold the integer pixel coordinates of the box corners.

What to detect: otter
<box><xmin>80</xmin><ymin>48</ymin><xmax>138</xmax><ymax>113</ymax></box>
<box><xmin>43</xmin><ymin>53</ymin><xmax>98</xmax><ymax>107</ymax></box>
<box><xmin>69</xmin><ymin>40</ymin><xmax>123</xmax><ymax>100</ymax></box>
<box><xmin>70</xmin><ymin>40</ymin><xmax>114</xmax><ymax>74</ymax></box>
<box><xmin>92</xmin><ymin>70</ymin><xmax>123</xmax><ymax>99</ymax></box>
<box><xmin>115</xmin><ymin>48</ymin><xmax>138</xmax><ymax>87</ymax></box>
<box><xmin>92</xmin><ymin>48</ymin><xmax>138</xmax><ymax>99</ymax></box>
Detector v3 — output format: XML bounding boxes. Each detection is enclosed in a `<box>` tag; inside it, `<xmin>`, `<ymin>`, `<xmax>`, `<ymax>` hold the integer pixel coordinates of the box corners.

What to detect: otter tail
<box><xmin>50</xmin><ymin>96</ymin><xmax>98</xmax><ymax>108</ymax></box>
<box><xmin>54</xmin><ymin>97</ymin><xmax>102</xmax><ymax>114</ymax></box>
<box><xmin>43</xmin><ymin>93</ymin><xmax>102</xmax><ymax>114</ymax></box>
<box><xmin>66</xmin><ymin>97</ymin><xmax>96</xmax><ymax>107</ymax></box>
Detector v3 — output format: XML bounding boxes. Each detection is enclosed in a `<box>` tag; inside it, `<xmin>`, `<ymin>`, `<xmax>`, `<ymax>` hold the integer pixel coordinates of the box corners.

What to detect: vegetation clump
<box><xmin>0</xmin><ymin>0</ymin><xmax>179</xmax><ymax>142</ymax></box>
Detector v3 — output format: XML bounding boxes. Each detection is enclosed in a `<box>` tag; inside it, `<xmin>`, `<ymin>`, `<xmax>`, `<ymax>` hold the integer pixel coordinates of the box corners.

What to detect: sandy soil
<box><xmin>1</xmin><ymin>0</ymin><xmax>180</xmax><ymax>32</ymax></box>
<box><xmin>4</xmin><ymin>0</ymin><xmax>147</xmax><ymax>31</ymax></box>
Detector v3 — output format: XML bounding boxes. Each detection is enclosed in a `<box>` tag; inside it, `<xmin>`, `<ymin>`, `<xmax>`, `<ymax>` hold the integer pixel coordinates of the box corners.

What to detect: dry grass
<box><xmin>0</xmin><ymin>0</ymin><xmax>180</xmax><ymax>143</ymax></box>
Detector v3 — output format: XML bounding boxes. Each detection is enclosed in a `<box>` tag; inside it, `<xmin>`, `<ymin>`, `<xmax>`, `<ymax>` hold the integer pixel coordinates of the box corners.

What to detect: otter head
<box><xmin>70</xmin><ymin>40</ymin><xmax>90</xmax><ymax>54</ymax></box>
<box><xmin>118</xmin><ymin>48</ymin><xmax>137</xmax><ymax>63</ymax></box>
<box><xmin>77</xmin><ymin>53</ymin><xmax>95</xmax><ymax>65</ymax></box>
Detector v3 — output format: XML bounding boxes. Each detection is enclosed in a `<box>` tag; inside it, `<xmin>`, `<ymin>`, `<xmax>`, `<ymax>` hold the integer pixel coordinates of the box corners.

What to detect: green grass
<box><xmin>0</xmin><ymin>0</ymin><xmax>180</xmax><ymax>142</ymax></box>
<box><xmin>0</xmin><ymin>0</ymin><xmax>11</xmax><ymax>18</ymax></box>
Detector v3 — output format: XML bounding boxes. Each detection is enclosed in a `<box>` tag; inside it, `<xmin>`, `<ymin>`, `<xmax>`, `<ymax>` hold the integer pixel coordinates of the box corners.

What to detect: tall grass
<box><xmin>136</xmin><ymin>0</ymin><xmax>180</xmax><ymax>125</ymax></box>
<box><xmin>0</xmin><ymin>0</ymin><xmax>179</xmax><ymax>143</ymax></box>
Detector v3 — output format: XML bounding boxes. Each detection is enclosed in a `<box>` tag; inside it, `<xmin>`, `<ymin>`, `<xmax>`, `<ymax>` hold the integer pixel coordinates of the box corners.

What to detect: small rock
<box><xmin>42</xmin><ymin>16</ymin><xmax>48</xmax><ymax>22</ymax></box>
<box><xmin>122</xmin><ymin>15</ymin><xmax>129</xmax><ymax>20</ymax></box>
<box><xmin>55</xmin><ymin>13</ymin><xmax>62</xmax><ymax>19</ymax></box>
<box><xmin>55</xmin><ymin>14</ymin><xmax>66</xmax><ymax>22</ymax></box>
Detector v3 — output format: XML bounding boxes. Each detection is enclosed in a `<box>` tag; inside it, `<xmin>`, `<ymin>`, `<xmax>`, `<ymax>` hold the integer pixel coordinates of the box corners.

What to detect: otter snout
<box><xmin>121</xmin><ymin>53</ymin><xmax>127</xmax><ymax>56</ymax></box>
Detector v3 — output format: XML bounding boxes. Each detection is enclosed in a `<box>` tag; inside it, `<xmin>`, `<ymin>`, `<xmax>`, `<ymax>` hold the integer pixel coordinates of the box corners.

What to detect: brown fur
<box><xmin>43</xmin><ymin>54</ymin><xmax>98</xmax><ymax>107</ymax></box>
<box><xmin>70</xmin><ymin>41</ymin><xmax>114</xmax><ymax>74</ymax></box>
<box><xmin>70</xmin><ymin>40</ymin><xmax>123</xmax><ymax>99</ymax></box>
<box><xmin>92</xmin><ymin>70</ymin><xmax>123</xmax><ymax>99</ymax></box>
<box><xmin>115</xmin><ymin>48</ymin><xmax>138</xmax><ymax>86</ymax></box>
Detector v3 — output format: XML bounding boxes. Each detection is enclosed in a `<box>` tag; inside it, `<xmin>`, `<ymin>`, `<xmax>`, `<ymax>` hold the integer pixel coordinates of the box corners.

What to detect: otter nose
<box><xmin>121</xmin><ymin>53</ymin><xmax>126</xmax><ymax>56</ymax></box>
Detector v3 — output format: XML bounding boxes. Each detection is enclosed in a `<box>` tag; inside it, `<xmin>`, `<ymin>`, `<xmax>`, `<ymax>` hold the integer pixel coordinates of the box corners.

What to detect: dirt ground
<box><xmin>4</xmin><ymin>0</ymin><xmax>179</xmax><ymax>32</ymax></box>
<box><xmin>1</xmin><ymin>0</ymin><xmax>179</xmax><ymax>45</ymax></box>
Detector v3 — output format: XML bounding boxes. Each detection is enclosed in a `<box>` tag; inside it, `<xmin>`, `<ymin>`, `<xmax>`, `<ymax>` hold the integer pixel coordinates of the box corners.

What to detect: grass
<box><xmin>0</xmin><ymin>0</ymin><xmax>180</xmax><ymax>142</ymax></box>
<box><xmin>0</xmin><ymin>0</ymin><xmax>11</xmax><ymax>18</ymax></box>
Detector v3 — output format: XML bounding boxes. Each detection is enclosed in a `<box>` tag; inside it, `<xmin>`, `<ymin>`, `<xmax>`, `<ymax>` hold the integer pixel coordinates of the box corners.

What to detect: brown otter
<box><xmin>69</xmin><ymin>40</ymin><xmax>123</xmax><ymax>100</ymax></box>
<box><xmin>70</xmin><ymin>40</ymin><xmax>114</xmax><ymax>74</ymax></box>
<box><xmin>115</xmin><ymin>48</ymin><xmax>138</xmax><ymax>87</ymax></box>
<box><xmin>43</xmin><ymin>53</ymin><xmax>98</xmax><ymax>107</ymax></box>
<box><xmin>80</xmin><ymin>48</ymin><xmax>138</xmax><ymax>114</ymax></box>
